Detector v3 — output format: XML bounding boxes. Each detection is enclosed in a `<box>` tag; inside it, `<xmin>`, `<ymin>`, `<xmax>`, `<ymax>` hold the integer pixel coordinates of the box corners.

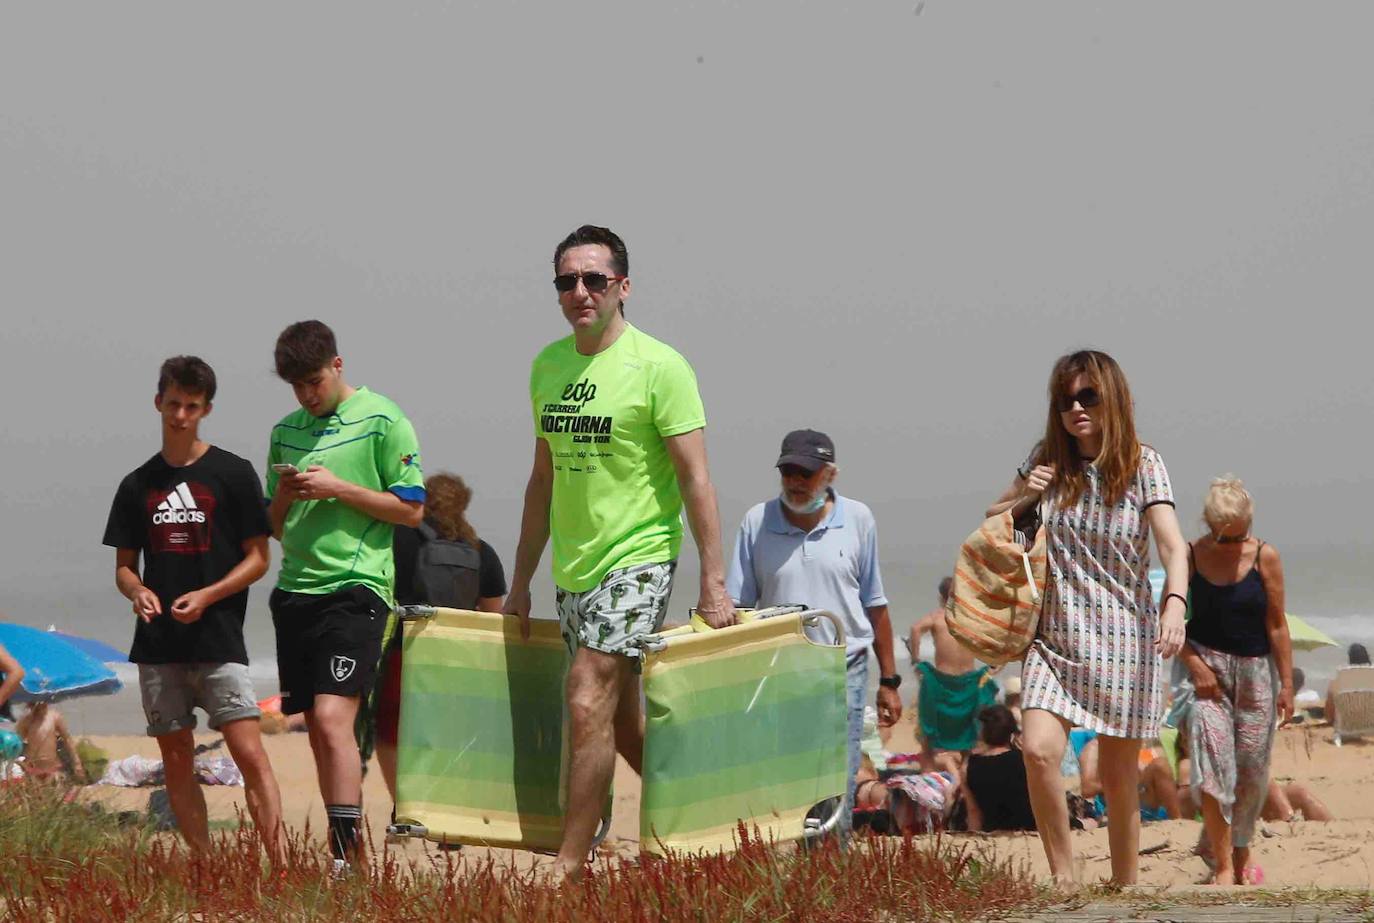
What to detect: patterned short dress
<box><xmin>1020</xmin><ymin>445</ymin><xmax>1174</xmax><ymax>739</ymax></box>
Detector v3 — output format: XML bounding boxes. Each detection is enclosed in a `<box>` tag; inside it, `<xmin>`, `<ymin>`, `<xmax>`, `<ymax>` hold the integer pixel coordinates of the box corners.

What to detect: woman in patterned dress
<box><xmin>986</xmin><ymin>350</ymin><xmax>1188</xmax><ymax>885</ymax></box>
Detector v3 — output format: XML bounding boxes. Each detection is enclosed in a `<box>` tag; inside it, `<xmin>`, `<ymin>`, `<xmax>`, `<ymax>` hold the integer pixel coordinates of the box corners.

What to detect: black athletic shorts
<box><xmin>270</xmin><ymin>584</ymin><xmax>388</xmax><ymax>715</ymax></box>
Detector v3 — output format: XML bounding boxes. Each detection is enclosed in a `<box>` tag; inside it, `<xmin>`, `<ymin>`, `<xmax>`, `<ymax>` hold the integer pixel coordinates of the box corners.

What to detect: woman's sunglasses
<box><xmin>553</xmin><ymin>272</ymin><xmax>626</xmax><ymax>294</ymax></box>
<box><xmin>1057</xmin><ymin>387</ymin><xmax>1101</xmax><ymax>412</ymax></box>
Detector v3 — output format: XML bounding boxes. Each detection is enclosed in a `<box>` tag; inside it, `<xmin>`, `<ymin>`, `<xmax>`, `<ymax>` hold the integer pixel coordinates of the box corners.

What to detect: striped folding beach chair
<box><xmin>387</xmin><ymin>607</ymin><xmax>609</xmax><ymax>851</ymax></box>
<box><xmin>634</xmin><ymin>607</ymin><xmax>848</xmax><ymax>856</ymax></box>
<box><xmin>1330</xmin><ymin>665</ymin><xmax>1374</xmax><ymax>747</ymax></box>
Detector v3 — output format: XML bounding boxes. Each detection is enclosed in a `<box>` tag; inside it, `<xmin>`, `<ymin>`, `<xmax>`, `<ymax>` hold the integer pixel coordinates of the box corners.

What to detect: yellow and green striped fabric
<box><xmin>639</xmin><ymin>612</ymin><xmax>847</xmax><ymax>855</ymax></box>
<box><xmin>394</xmin><ymin>608</ymin><xmax>589</xmax><ymax>851</ymax></box>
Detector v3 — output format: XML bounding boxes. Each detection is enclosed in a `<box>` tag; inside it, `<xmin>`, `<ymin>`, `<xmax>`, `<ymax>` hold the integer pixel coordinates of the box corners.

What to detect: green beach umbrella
<box><xmin>1285</xmin><ymin>613</ymin><xmax>1338</xmax><ymax>652</ymax></box>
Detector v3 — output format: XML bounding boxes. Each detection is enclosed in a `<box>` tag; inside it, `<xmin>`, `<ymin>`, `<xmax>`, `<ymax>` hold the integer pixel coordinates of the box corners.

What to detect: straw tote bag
<box><xmin>945</xmin><ymin>506</ymin><xmax>1047</xmax><ymax>667</ymax></box>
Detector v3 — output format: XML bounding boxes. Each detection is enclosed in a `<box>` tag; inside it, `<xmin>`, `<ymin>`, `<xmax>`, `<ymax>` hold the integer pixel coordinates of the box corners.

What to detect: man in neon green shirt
<box><xmin>505</xmin><ymin>225</ymin><xmax>736</xmax><ymax>881</ymax></box>
<box><xmin>265</xmin><ymin>319</ymin><xmax>424</xmax><ymax>872</ymax></box>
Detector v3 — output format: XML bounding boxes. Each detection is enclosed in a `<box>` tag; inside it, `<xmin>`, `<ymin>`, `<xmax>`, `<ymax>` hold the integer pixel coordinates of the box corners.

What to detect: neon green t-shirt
<box><xmin>266</xmin><ymin>387</ymin><xmax>425</xmax><ymax>603</ymax></box>
<box><xmin>531</xmin><ymin>324</ymin><xmax>706</xmax><ymax>592</ymax></box>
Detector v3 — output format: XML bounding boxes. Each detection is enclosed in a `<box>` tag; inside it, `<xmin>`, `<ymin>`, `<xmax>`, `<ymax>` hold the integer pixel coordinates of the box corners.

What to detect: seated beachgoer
<box><xmin>961</xmin><ymin>705</ymin><xmax>1035</xmax><ymax>832</ymax></box>
<box><xmin>0</xmin><ymin>641</ymin><xmax>27</xmax><ymax>764</ymax></box>
<box><xmin>1077</xmin><ymin>731</ymin><xmax>1181</xmax><ymax>822</ymax></box>
<box><xmin>1325</xmin><ymin>643</ymin><xmax>1372</xmax><ymax>729</ymax></box>
<box><xmin>0</xmin><ymin>642</ymin><xmax>24</xmax><ymax>719</ymax></box>
<box><xmin>853</xmin><ymin>756</ymin><xmax>916</xmax><ymax>834</ymax></box>
<box><xmin>1291</xmin><ymin>668</ymin><xmax>1321</xmax><ymax>720</ymax></box>
<box><xmin>853</xmin><ymin>755</ymin><xmax>958</xmax><ymax>834</ymax></box>
<box><xmin>1261</xmin><ymin>779</ymin><xmax>1333</xmax><ymax>823</ymax></box>
<box><xmin>16</xmin><ymin>703</ymin><xmax>88</xmax><ymax>783</ymax></box>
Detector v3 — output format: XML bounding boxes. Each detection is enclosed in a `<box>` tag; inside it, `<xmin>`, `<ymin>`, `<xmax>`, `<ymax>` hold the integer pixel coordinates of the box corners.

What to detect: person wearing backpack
<box><xmin>374</xmin><ymin>472</ymin><xmax>507</xmax><ymax>798</ymax></box>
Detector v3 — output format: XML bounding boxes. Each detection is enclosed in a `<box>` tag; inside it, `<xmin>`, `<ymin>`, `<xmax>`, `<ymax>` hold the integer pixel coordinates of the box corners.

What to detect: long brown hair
<box><xmin>1040</xmin><ymin>350</ymin><xmax>1140</xmax><ymax>508</ymax></box>
<box><xmin>424</xmin><ymin>472</ymin><xmax>479</xmax><ymax>546</ymax></box>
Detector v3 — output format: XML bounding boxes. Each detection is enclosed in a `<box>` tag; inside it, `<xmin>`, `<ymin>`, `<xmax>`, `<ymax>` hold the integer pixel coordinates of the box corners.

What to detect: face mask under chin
<box><xmin>780</xmin><ymin>488</ymin><xmax>828</xmax><ymax>515</ymax></box>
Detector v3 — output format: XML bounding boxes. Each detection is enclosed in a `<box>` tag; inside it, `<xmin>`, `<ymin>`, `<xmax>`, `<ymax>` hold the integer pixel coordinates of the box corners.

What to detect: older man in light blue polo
<box><xmin>726</xmin><ymin>429</ymin><xmax>903</xmax><ymax>834</ymax></box>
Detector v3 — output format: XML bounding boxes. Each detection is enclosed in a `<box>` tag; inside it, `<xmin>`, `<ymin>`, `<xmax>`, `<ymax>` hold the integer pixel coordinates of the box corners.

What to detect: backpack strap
<box><xmin>417</xmin><ymin>520</ymin><xmax>439</xmax><ymax>543</ymax></box>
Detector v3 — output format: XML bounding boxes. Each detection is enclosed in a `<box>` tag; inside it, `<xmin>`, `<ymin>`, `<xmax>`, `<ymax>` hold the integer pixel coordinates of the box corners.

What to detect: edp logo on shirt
<box><xmin>561</xmin><ymin>378</ymin><xmax>598</xmax><ymax>408</ymax></box>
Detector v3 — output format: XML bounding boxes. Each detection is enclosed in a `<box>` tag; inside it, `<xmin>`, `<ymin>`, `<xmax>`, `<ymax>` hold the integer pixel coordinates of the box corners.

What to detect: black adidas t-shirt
<box><xmin>102</xmin><ymin>446</ymin><xmax>271</xmax><ymax>665</ymax></box>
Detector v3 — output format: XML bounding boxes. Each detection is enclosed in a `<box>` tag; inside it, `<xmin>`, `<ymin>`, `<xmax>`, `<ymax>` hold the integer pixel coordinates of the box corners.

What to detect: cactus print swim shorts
<box><xmin>555</xmin><ymin>560</ymin><xmax>677</xmax><ymax>657</ymax></box>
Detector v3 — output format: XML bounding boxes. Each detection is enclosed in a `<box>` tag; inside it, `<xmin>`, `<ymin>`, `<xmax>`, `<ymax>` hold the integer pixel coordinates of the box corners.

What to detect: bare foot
<box><xmin>553</xmin><ymin>858</ymin><xmax>587</xmax><ymax>885</ymax></box>
<box><xmin>1208</xmin><ymin>867</ymin><xmax>1236</xmax><ymax>886</ymax></box>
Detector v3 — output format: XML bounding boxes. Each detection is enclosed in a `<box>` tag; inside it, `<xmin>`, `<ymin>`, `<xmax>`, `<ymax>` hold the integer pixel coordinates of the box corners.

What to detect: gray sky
<box><xmin>4</xmin><ymin>2</ymin><xmax>1372</xmax><ymax>648</ymax></box>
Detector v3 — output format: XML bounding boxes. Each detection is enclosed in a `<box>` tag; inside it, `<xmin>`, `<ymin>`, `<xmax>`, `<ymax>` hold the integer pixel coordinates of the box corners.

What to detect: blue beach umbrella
<box><xmin>0</xmin><ymin>623</ymin><xmax>123</xmax><ymax>703</ymax></box>
<box><xmin>46</xmin><ymin>628</ymin><xmax>128</xmax><ymax>664</ymax></box>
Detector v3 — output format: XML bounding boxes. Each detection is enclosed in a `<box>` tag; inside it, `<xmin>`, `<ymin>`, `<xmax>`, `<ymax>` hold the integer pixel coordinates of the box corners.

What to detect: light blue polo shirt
<box><xmin>726</xmin><ymin>491</ymin><xmax>887</xmax><ymax>658</ymax></box>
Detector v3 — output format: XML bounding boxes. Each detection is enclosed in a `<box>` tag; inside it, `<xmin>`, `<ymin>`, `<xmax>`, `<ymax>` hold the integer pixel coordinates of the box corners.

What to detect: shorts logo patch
<box><xmin>330</xmin><ymin>655</ymin><xmax>357</xmax><ymax>682</ymax></box>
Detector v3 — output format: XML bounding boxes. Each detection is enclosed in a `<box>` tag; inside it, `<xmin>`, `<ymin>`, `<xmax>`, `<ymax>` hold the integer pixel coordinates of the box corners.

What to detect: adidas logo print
<box><xmin>153</xmin><ymin>483</ymin><xmax>206</xmax><ymax>524</ymax></box>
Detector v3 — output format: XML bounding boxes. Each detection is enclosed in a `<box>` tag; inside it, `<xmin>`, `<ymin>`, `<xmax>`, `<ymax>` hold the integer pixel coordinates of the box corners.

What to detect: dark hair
<box><xmin>274</xmin><ymin>320</ymin><xmax>338</xmax><ymax>382</ymax></box>
<box><xmin>977</xmin><ymin>704</ymin><xmax>1018</xmax><ymax>748</ymax></box>
<box><xmin>1350</xmin><ymin>643</ymin><xmax>1371</xmax><ymax>666</ymax></box>
<box><xmin>157</xmin><ymin>356</ymin><xmax>217</xmax><ymax>402</ymax></box>
<box><xmin>1040</xmin><ymin>349</ymin><xmax>1140</xmax><ymax>509</ymax></box>
<box><xmin>425</xmin><ymin>472</ymin><xmax>479</xmax><ymax>547</ymax></box>
<box><xmin>1292</xmin><ymin>667</ymin><xmax>1306</xmax><ymax>690</ymax></box>
<box><xmin>553</xmin><ymin>225</ymin><xmax>629</xmax><ymax>278</ymax></box>
<box><xmin>937</xmin><ymin>576</ymin><xmax>953</xmax><ymax>603</ymax></box>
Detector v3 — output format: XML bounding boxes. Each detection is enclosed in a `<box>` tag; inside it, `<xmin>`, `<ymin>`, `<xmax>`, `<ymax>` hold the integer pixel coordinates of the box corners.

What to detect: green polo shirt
<box><xmin>266</xmin><ymin>387</ymin><xmax>424</xmax><ymax>603</ymax></box>
<box><xmin>531</xmin><ymin>324</ymin><xmax>706</xmax><ymax>592</ymax></box>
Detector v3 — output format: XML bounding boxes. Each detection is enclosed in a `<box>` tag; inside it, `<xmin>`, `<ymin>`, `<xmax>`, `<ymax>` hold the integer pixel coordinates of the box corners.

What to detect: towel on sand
<box><xmin>915</xmin><ymin>662</ymin><xmax>997</xmax><ymax>752</ymax></box>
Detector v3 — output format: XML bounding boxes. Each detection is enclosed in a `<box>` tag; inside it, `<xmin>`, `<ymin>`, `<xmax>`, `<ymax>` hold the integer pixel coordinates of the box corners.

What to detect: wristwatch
<box><xmin>878</xmin><ymin>674</ymin><xmax>902</xmax><ymax>689</ymax></box>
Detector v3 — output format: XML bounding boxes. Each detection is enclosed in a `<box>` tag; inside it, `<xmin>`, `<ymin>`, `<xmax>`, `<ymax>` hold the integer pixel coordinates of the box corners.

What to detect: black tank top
<box><xmin>1185</xmin><ymin>542</ymin><xmax>1271</xmax><ymax>657</ymax></box>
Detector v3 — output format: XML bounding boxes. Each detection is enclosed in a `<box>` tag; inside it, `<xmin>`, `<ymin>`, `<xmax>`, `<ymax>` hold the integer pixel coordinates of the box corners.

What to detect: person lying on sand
<box><xmin>1260</xmin><ymin>779</ymin><xmax>1333</xmax><ymax>823</ymax></box>
<box><xmin>1174</xmin><ymin>723</ymin><xmax>1332</xmax><ymax>823</ymax></box>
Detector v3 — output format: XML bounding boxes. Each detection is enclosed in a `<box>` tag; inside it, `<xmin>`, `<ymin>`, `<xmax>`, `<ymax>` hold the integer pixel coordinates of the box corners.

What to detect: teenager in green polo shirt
<box><xmin>505</xmin><ymin>225</ymin><xmax>736</xmax><ymax>882</ymax></box>
<box><xmin>265</xmin><ymin>319</ymin><xmax>424</xmax><ymax>872</ymax></box>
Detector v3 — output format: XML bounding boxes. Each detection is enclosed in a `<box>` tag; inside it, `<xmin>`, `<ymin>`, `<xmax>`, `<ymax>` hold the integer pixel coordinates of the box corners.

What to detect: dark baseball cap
<box><xmin>775</xmin><ymin>429</ymin><xmax>836</xmax><ymax>473</ymax></box>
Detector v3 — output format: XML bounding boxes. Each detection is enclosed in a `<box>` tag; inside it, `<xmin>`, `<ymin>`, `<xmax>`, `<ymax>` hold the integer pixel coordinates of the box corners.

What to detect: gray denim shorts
<box><xmin>138</xmin><ymin>662</ymin><xmax>260</xmax><ymax>737</ymax></box>
<box><xmin>555</xmin><ymin>560</ymin><xmax>677</xmax><ymax>657</ymax></box>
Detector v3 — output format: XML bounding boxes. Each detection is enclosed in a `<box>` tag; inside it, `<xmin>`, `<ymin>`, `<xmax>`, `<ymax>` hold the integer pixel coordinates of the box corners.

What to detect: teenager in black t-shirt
<box><xmin>103</xmin><ymin>356</ymin><xmax>283</xmax><ymax>863</ymax></box>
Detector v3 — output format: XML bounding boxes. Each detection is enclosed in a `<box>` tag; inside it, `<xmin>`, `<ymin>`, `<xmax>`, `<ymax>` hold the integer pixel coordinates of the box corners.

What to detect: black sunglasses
<box><xmin>553</xmin><ymin>272</ymin><xmax>626</xmax><ymax>294</ymax></box>
<box><xmin>1057</xmin><ymin>387</ymin><xmax>1101</xmax><ymax>412</ymax></box>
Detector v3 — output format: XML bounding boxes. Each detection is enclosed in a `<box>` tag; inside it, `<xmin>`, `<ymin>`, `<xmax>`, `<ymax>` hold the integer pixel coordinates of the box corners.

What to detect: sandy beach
<box><xmin>886</xmin><ymin>714</ymin><xmax>1374</xmax><ymax>891</ymax></box>
<box><xmin>68</xmin><ymin>710</ymin><xmax>1374</xmax><ymax>891</ymax></box>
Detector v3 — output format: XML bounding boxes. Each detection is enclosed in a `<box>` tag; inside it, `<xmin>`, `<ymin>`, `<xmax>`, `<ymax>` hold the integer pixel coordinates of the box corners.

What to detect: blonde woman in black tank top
<box><xmin>1177</xmin><ymin>476</ymin><xmax>1294</xmax><ymax>886</ymax></box>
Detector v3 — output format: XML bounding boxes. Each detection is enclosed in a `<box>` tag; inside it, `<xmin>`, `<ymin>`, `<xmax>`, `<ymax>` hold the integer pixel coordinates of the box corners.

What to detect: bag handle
<box><xmin>1022</xmin><ymin>551</ymin><xmax>1041</xmax><ymax>605</ymax></box>
<box><xmin>1019</xmin><ymin>498</ymin><xmax>1043</xmax><ymax>605</ymax></box>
